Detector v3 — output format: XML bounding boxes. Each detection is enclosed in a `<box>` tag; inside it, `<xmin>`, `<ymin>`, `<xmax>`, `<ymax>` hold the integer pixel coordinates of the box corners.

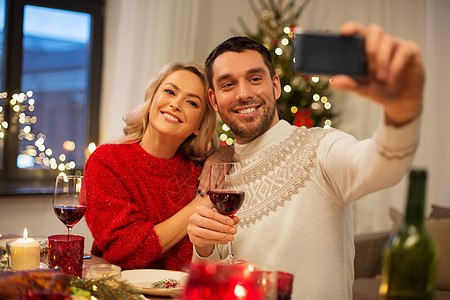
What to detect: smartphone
<box><xmin>293</xmin><ymin>30</ymin><xmax>367</xmax><ymax>76</ymax></box>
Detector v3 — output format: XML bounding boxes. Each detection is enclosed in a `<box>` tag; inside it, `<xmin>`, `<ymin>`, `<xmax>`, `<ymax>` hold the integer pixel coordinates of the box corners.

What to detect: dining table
<box><xmin>83</xmin><ymin>254</ymin><xmax>178</xmax><ymax>300</ymax></box>
<box><xmin>0</xmin><ymin>234</ymin><xmax>179</xmax><ymax>300</ymax></box>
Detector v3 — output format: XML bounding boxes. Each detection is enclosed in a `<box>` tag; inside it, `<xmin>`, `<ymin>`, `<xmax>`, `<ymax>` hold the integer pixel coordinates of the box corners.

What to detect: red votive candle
<box><xmin>276</xmin><ymin>271</ymin><xmax>294</xmax><ymax>300</ymax></box>
<box><xmin>48</xmin><ymin>235</ymin><xmax>84</xmax><ymax>277</ymax></box>
<box><xmin>181</xmin><ymin>261</ymin><xmax>277</xmax><ymax>299</ymax></box>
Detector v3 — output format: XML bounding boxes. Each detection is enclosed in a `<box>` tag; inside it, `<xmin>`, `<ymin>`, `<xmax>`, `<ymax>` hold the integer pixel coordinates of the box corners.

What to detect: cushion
<box><xmin>389</xmin><ymin>207</ymin><xmax>404</xmax><ymax>233</ymax></box>
<box><xmin>353</xmin><ymin>278</ymin><xmax>381</xmax><ymax>300</ymax></box>
<box><xmin>427</xmin><ymin>218</ymin><xmax>450</xmax><ymax>290</ymax></box>
<box><xmin>354</xmin><ymin>231</ymin><xmax>390</xmax><ymax>278</ymax></box>
<box><xmin>429</xmin><ymin>204</ymin><xmax>450</xmax><ymax>219</ymax></box>
<box><xmin>388</xmin><ymin>206</ymin><xmax>450</xmax><ymax>291</ymax></box>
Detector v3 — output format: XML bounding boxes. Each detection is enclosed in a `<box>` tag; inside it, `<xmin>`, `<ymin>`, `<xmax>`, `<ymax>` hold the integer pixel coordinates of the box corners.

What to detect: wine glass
<box><xmin>53</xmin><ymin>174</ymin><xmax>86</xmax><ymax>235</ymax></box>
<box><xmin>209</xmin><ymin>162</ymin><xmax>246</xmax><ymax>264</ymax></box>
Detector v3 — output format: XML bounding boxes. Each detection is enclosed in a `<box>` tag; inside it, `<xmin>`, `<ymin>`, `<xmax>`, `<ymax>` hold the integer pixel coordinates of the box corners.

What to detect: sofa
<box><xmin>352</xmin><ymin>204</ymin><xmax>450</xmax><ymax>300</ymax></box>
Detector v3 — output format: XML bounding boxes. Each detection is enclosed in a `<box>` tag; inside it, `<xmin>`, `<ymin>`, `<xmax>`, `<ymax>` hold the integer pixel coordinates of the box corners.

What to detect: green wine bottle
<box><xmin>379</xmin><ymin>169</ymin><xmax>439</xmax><ymax>300</ymax></box>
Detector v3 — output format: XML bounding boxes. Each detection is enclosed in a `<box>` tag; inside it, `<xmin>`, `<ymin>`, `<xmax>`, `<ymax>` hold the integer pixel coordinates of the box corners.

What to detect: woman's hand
<box><xmin>192</xmin><ymin>193</ymin><xmax>213</xmax><ymax>209</ymax></box>
<box><xmin>197</xmin><ymin>145</ymin><xmax>235</xmax><ymax>195</ymax></box>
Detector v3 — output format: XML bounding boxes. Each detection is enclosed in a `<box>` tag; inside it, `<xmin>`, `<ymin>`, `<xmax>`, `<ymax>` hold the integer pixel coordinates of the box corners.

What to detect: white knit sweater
<box><xmin>194</xmin><ymin>117</ymin><xmax>420</xmax><ymax>299</ymax></box>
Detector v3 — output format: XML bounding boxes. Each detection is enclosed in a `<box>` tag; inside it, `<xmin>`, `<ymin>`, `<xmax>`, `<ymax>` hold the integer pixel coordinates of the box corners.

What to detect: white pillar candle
<box><xmin>10</xmin><ymin>227</ymin><xmax>40</xmax><ymax>270</ymax></box>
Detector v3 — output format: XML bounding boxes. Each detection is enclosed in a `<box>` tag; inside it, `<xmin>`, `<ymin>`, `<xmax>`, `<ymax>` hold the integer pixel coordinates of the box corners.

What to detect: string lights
<box><xmin>0</xmin><ymin>92</ymin><xmax>7</xmax><ymax>141</ymax></box>
<box><xmin>1</xmin><ymin>90</ymin><xmax>96</xmax><ymax>172</ymax></box>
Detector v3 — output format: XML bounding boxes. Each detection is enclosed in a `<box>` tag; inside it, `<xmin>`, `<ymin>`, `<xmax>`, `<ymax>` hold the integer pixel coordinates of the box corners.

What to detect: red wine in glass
<box><xmin>209</xmin><ymin>190</ymin><xmax>244</xmax><ymax>216</ymax></box>
<box><xmin>53</xmin><ymin>174</ymin><xmax>86</xmax><ymax>235</ymax></box>
<box><xmin>209</xmin><ymin>163</ymin><xmax>246</xmax><ymax>264</ymax></box>
<box><xmin>53</xmin><ymin>206</ymin><xmax>86</xmax><ymax>228</ymax></box>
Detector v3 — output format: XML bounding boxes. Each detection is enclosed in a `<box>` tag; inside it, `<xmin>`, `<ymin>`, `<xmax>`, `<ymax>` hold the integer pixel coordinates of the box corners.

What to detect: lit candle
<box><xmin>10</xmin><ymin>227</ymin><xmax>40</xmax><ymax>270</ymax></box>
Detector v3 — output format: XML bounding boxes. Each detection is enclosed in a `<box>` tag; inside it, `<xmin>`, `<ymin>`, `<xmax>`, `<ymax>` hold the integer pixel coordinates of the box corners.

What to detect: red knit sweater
<box><xmin>84</xmin><ymin>142</ymin><xmax>202</xmax><ymax>271</ymax></box>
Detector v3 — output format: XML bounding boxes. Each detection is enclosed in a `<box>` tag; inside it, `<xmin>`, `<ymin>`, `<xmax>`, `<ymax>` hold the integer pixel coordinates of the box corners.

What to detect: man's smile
<box><xmin>233</xmin><ymin>105</ymin><xmax>261</xmax><ymax>117</ymax></box>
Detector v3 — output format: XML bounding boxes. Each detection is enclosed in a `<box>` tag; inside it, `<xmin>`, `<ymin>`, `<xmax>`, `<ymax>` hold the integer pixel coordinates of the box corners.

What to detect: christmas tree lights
<box><xmin>217</xmin><ymin>0</ymin><xmax>336</xmax><ymax>145</ymax></box>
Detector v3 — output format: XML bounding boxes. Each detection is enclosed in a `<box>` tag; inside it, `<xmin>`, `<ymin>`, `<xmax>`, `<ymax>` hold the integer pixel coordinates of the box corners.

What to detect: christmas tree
<box><xmin>217</xmin><ymin>0</ymin><xmax>335</xmax><ymax>145</ymax></box>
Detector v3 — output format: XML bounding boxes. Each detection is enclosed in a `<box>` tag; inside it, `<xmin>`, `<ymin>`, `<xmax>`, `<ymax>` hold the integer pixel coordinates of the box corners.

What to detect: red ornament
<box><xmin>293</xmin><ymin>108</ymin><xmax>314</xmax><ymax>128</ymax></box>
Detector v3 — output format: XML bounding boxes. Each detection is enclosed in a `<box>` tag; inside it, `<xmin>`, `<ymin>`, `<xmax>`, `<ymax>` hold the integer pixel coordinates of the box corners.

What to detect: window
<box><xmin>0</xmin><ymin>0</ymin><xmax>6</xmax><ymax>169</ymax></box>
<box><xmin>0</xmin><ymin>0</ymin><xmax>103</xmax><ymax>194</ymax></box>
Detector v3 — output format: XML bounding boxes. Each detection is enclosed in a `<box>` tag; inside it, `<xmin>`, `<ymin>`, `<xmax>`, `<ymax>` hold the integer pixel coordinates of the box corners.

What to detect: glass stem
<box><xmin>227</xmin><ymin>214</ymin><xmax>236</xmax><ymax>262</ymax></box>
<box><xmin>228</xmin><ymin>241</ymin><xmax>235</xmax><ymax>260</ymax></box>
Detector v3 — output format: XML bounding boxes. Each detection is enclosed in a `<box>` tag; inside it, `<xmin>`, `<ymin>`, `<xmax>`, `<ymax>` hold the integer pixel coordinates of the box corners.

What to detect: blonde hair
<box><xmin>116</xmin><ymin>62</ymin><xmax>217</xmax><ymax>161</ymax></box>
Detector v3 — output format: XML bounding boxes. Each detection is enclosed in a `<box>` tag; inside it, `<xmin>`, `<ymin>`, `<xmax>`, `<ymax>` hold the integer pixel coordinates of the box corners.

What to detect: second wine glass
<box><xmin>53</xmin><ymin>174</ymin><xmax>86</xmax><ymax>235</ymax></box>
<box><xmin>209</xmin><ymin>162</ymin><xmax>245</xmax><ymax>264</ymax></box>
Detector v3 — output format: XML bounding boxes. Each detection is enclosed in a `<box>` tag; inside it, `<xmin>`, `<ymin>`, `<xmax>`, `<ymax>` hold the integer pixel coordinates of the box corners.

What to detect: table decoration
<box><xmin>121</xmin><ymin>269</ymin><xmax>188</xmax><ymax>297</ymax></box>
<box><xmin>151</xmin><ymin>278</ymin><xmax>181</xmax><ymax>289</ymax></box>
<box><xmin>0</xmin><ymin>269</ymin><xmax>70</xmax><ymax>299</ymax></box>
<box><xmin>69</xmin><ymin>276</ymin><xmax>144</xmax><ymax>299</ymax></box>
<box><xmin>180</xmin><ymin>260</ymin><xmax>277</xmax><ymax>299</ymax></box>
<box><xmin>8</xmin><ymin>228</ymin><xmax>40</xmax><ymax>270</ymax></box>
<box><xmin>48</xmin><ymin>234</ymin><xmax>84</xmax><ymax>277</ymax></box>
<box><xmin>85</xmin><ymin>263</ymin><xmax>122</xmax><ymax>280</ymax></box>
<box><xmin>0</xmin><ymin>269</ymin><xmax>144</xmax><ymax>300</ymax></box>
<box><xmin>276</xmin><ymin>271</ymin><xmax>294</xmax><ymax>300</ymax></box>
<box><xmin>2</xmin><ymin>238</ymin><xmax>48</xmax><ymax>270</ymax></box>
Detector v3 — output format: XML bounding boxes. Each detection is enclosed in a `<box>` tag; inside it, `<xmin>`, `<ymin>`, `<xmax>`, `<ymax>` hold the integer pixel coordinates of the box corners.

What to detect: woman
<box><xmin>84</xmin><ymin>62</ymin><xmax>217</xmax><ymax>271</ymax></box>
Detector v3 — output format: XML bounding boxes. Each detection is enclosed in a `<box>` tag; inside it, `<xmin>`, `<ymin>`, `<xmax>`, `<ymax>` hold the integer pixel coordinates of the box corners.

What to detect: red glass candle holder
<box><xmin>181</xmin><ymin>261</ymin><xmax>277</xmax><ymax>300</ymax></box>
<box><xmin>48</xmin><ymin>235</ymin><xmax>84</xmax><ymax>277</ymax></box>
<box><xmin>276</xmin><ymin>271</ymin><xmax>294</xmax><ymax>300</ymax></box>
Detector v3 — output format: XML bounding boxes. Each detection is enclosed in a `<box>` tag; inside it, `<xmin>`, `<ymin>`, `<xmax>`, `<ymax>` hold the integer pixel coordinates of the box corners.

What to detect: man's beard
<box><xmin>218</xmin><ymin>97</ymin><xmax>277</xmax><ymax>144</ymax></box>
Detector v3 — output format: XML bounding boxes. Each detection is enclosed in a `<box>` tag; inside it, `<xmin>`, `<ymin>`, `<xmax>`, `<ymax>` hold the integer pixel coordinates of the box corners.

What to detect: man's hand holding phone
<box><xmin>294</xmin><ymin>29</ymin><xmax>367</xmax><ymax>76</ymax></box>
<box><xmin>295</xmin><ymin>22</ymin><xmax>424</xmax><ymax>127</ymax></box>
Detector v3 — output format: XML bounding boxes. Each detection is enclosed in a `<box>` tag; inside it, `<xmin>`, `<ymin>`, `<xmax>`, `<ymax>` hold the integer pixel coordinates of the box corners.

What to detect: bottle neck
<box><xmin>404</xmin><ymin>170</ymin><xmax>427</xmax><ymax>227</ymax></box>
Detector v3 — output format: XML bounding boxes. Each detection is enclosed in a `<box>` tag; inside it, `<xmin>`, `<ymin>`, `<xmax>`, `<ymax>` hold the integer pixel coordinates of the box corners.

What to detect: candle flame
<box><xmin>23</xmin><ymin>227</ymin><xmax>28</xmax><ymax>240</ymax></box>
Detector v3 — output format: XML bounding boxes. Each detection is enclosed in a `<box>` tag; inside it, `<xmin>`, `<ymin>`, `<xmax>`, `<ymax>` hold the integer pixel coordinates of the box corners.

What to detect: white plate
<box><xmin>121</xmin><ymin>269</ymin><xmax>188</xmax><ymax>296</ymax></box>
<box><xmin>0</xmin><ymin>238</ymin><xmax>47</xmax><ymax>250</ymax></box>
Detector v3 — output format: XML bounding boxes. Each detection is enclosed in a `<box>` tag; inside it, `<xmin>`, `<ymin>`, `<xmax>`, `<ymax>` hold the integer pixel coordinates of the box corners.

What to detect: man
<box><xmin>188</xmin><ymin>22</ymin><xmax>424</xmax><ymax>299</ymax></box>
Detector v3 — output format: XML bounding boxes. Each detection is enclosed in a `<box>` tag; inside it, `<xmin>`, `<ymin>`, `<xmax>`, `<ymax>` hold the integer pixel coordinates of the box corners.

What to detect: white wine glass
<box><xmin>209</xmin><ymin>162</ymin><xmax>246</xmax><ymax>264</ymax></box>
<box><xmin>53</xmin><ymin>174</ymin><xmax>86</xmax><ymax>235</ymax></box>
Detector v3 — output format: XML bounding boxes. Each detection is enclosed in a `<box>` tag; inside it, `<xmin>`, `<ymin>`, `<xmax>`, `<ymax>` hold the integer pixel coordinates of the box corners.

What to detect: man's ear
<box><xmin>273</xmin><ymin>74</ymin><xmax>282</xmax><ymax>101</ymax></box>
<box><xmin>208</xmin><ymin>88</ymin><xmax>219</xmax><ymax>112</ymax></box>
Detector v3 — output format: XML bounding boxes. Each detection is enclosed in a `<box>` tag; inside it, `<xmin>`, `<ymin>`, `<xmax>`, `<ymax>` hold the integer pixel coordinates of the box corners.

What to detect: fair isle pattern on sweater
<box><xmin>238</xmin><ymin>126</ymin><xmax>332</xmax><ymax>228</ymax></box>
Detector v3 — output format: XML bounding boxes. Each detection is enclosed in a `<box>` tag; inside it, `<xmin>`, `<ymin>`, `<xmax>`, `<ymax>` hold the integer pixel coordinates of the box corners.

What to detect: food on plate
<box><xmin>0</xmin><ymin>269</ymin><xmax>70</xmax><ymax>298</ymax></box>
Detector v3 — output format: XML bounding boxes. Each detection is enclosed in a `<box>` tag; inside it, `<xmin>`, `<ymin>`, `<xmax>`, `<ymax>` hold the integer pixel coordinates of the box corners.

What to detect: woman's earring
<box><xmin>193</xmin><ymin>127</ymin><xmax>200</xmax><ymax>136</ymax></box>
